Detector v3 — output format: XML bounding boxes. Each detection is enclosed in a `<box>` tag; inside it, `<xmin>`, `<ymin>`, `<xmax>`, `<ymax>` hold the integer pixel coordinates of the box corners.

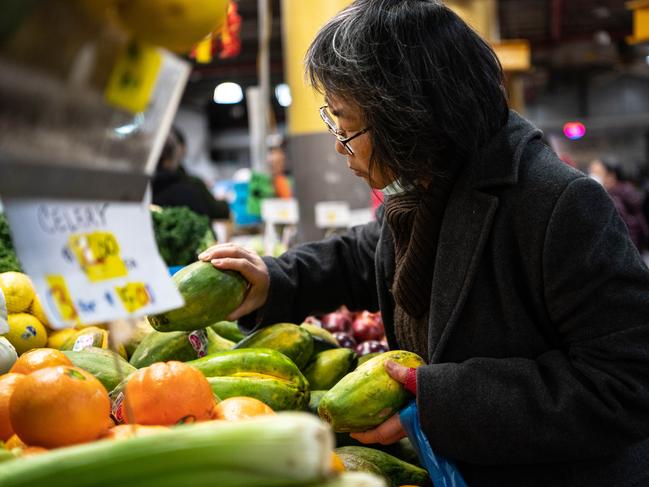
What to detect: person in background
<box><xmin>588</xmin><ymin>158</ymin><xmax>649</xmax><ymax>252</ymax></box>
<box><xmin>199</xmin><ymin>1</ymin><xmax>649</xmax><ymax>485</ymax></box>
<box><xmin>152</xmin><ymin>127</ymin><xmax>231</xmax><ymax>221</ymax></box>
<box><xmin>267</xmin><ymin>144</ymin><xmax>292</xmax><ymax>199</ymax></box>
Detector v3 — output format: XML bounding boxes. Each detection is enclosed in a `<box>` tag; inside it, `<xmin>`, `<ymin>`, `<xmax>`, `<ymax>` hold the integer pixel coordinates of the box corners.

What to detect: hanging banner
<box><xmin>3</xmin><ymin>198</ymin><xmax>183</xmax><ymax>329</ymax></box>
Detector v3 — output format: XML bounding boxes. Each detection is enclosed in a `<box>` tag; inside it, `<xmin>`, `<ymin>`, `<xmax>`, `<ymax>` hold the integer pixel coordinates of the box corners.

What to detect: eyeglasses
<box><xmin>319</xmin><ymin>105</ymin><xmax>370</xmax><ymax>155</ymax></box>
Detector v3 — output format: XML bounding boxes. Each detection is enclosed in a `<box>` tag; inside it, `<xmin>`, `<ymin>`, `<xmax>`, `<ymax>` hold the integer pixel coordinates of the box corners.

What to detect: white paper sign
<box><xmin>315</xmin><ymin>201</ymin><xmax>351</xmax><ymax>229</ymax></box>
<box><xmin>3</xmin><ymin>198</ymin><xmax>184</xmax><ymax>329</ymax></box>
<box><xmin>261</xmin><ymin>198</ymin><xmax>299</xmax><ymax>225</ymax></box>
<box><xmin>0</xmin><ymin>289</ymin><xmax>7</xmax><ymax>333</ymax></box>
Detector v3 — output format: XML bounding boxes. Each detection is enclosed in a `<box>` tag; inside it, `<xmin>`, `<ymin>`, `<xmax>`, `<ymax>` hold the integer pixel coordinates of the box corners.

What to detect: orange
<box><xmin>102</xmin><ymin>424</ymin><xmax>169</xmax><ymax>440</ymax></box>
<box><xmin>213</xmin><ymin>396</ymin><xmax>275</xmax><ymax>421</ymax></box>
<box><xmin>331</xmin><ymin>452</ymin><xmax>346</xmax><ymax>473</ymax></box>
<box><xmin>124</xmin><ymin>361</ymin><xmax>216</xmax><ymax>426</ymax></box>
<box><xmin>0</xmin><ymin>373</ymin><xmax>26</xmax><ymax>441</ymax></box>
<box><xmin>9</xmin><ymin>366</ymin><xmax>111</xmax><ymax>448</ymax></box>
<box><xmin>9</xmin><ymin>348</ymin><xmax>72</xmax><ymax>375</ymax></box>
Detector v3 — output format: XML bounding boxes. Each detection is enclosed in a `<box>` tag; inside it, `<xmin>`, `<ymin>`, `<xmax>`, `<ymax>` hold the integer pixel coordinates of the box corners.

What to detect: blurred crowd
<box><xmin>587</xmin><ymin>158</ymin><xmax>649</xmax><ymax>261</ymax></box>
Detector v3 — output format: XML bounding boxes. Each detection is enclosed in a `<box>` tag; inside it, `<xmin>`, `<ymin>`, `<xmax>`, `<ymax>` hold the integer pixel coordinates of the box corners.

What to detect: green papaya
<box><xmin>188</xmin><ymin>348</ymin><xmax>310</xmax><ymax>411</ymax></box>
<box><xmin>187</xmin><ymin>348</ymin><xmax>308</xmax><ymax>391</ymax></box>
<box><xmin>207</xmin><ymin>376</ymin><xmax>309</xmax><ymax>411</ymax></box>
<box><xmin>300</xmin><ymin>323</ymin><xmax>339</xmax><ymax>354</ymax></box>
<box><xmin>123</xmin><ymin>319</ymin><xmax>155</xmax><ymax>358</ymax></box>
<box><xmin>210</xmin><ymin>320</ymin><xmax>245</xmax><ymax>343</ymax></box>
<box><xmin>308</xmin><ymin>390</ymin><xmax>328</xmax><ymax>415</ymax></box>
<box><xmin>129</xmin><ymin>327</ymin><xmax>233</xmax><ymax>368</ymax></box>
<box><xmin>63</xmin><ymin>347</ymin><xmax>136</xmax><ymax>392</ymax></box>
<box><xmin>304</xmin><ymin>348</ymin><xmax>357</xmax><ymax>390</ymax></box>
<box><xmin>147</xmin><ymin>261</ymin><xmax>248</xmax><ymax>332</ymax></box>
<box><xmin>318</xmin><ymin>350</ymin><xmax>424</xmax><ymax>432</ymax></box>
<box><xmin>334</xmin><ymin>446</ymin><xmax>429</xmax><ymax>487</ymax></box>
<box><xmin>334</xmin><ymin>450</ymin><xmax>384</xmax><ymax>479</ymax></box>
<box><xmin>233</xmin><ymin>323</ymin><xmax>314</xmax><ymax>370</ymax></box>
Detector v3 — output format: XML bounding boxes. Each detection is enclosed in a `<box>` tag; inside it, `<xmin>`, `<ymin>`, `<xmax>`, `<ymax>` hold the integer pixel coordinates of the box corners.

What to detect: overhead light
<box><xmin>275</xmin><ymin>83</ymin><xmax>292</xmax><ymax>107</ymax></box>
<box><xmin>214</xmin><ymin>82</ymin><xmax>244</xmax><ymax>104</ymax></box>
<box><xmin>563</xmin><ymin>122</ymin><xmax>586</xmax><ymax>140</ymax></box>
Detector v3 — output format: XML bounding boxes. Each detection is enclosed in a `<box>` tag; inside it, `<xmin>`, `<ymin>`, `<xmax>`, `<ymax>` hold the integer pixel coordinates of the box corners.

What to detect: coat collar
<box><xmin>469</xmin><ymin>110</ymin><xmax>543</xmax><ymax>190</ymax></box>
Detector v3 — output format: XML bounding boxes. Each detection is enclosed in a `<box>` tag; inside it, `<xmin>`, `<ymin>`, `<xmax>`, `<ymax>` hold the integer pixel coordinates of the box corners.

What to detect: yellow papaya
<box><xmin>318</xmin><ymin>351</ymin><xmax>424</xmax><ymax>432</ymax></box>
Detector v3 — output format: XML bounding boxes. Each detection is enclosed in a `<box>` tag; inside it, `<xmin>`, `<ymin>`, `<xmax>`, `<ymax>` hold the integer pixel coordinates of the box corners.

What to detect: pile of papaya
<box><xmin>2</xmin><ymin>261</ymin><xmax>430</xmax><ymax>486</ymax></box>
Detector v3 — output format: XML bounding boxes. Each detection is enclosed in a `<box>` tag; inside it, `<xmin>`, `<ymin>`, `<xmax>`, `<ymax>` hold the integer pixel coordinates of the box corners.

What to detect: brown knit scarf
<box><xmin>384</xmin><ymin>177</ymin><xmax>455</xmax><ymax>357</ymax></box>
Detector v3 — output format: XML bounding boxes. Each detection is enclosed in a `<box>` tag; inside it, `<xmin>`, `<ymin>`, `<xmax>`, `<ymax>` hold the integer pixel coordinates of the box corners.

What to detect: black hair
<box><xmin>305</xmin><ymin>0</ymin><xmax>509</xmax><ymax>187</ymax></box>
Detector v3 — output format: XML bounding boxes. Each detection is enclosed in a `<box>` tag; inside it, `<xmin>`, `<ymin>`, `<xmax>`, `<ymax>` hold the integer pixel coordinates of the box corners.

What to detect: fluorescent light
<box><xmin>275</xmin><ymin>83</ymin><xmax>292</xmax><ymax>107</ymax></box>
<box><xmin>214</xmin><ymin>82</ymin><xmax>244</xmax><ymax>104</ymax></box>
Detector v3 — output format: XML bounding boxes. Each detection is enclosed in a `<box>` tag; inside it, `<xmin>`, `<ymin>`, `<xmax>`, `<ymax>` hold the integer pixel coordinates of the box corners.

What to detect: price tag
<box><xmin>315</xmin><ymin>201</ymin><xmax>351</xmax><ymax>229</ymax></box>
<box><xmin>261</xmin><ymin>198</ymin><xmax>299</xmax><ymax>225</ymax></box>
<box><xmin>115</xmin><ymin>282</ymin><xmax>151</xmax><ymax>313</ymax></box>
<box><xmin>0</xmin><ymin>289</ymin><xmax>7</xmax><ymax>334</ymax></box>
<box><xmin>3</xmin><ymin>198</ymin><xmax>183</xmax><ymax>329</ymax></box>
<box><xmin>105</xmin><ymin>42</ymin><xmax>162</xmax><ymax>114</ymax></box>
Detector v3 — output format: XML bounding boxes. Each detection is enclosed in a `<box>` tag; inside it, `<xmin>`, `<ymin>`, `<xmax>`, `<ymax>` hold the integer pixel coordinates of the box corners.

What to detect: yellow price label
<box><xmin>105</xmin><ymin>42</ymin><xmax>162</xmax><ymax>113</ymax></box>
<box><xmin>115</xmin><ymin>282</ymin><xmax>151</xmax><ymax>313</ymax></box>
<box><xmin>68</xmin><ymin>231</ymin><xmax>128</xmax><ymax>282</ymax></box>
<box><xmin>46</xmin><ymin>275</ymin><xmax>79</xmax><ymax>325</ymax></box>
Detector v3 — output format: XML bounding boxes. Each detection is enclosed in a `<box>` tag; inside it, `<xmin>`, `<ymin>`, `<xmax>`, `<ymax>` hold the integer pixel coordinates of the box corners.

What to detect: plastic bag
<box><xmin>400</xmin><ymin>400</ymin><xmax>469</xmax><ymax>487</ymax></box>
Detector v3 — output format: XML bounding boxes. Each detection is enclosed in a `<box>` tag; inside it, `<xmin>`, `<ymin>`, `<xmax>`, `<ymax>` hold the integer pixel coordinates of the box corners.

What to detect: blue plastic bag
<box><xmin>400</xmin><ymin>400</ymin><xmax>469</xmax><ymax>487</ymax></box>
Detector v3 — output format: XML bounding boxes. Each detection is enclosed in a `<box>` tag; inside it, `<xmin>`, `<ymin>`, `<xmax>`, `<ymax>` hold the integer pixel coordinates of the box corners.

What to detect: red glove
<box><xmin>404</xmin><ymin>367</ymin><xmax>417</xmax><ymax>395</ymax></box>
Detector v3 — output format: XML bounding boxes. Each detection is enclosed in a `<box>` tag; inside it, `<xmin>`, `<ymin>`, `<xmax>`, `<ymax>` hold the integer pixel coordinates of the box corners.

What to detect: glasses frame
<box><xmin>319</xmin><ymin>105</ymin><xmax>370</xmax><ymax>155</ymax></box>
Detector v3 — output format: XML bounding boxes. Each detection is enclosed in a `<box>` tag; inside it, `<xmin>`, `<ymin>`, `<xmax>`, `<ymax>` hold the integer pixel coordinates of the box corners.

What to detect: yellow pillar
<box><xmin>281</xmin><ymin>0</ymin><xmax>351</xmax><ymax>136</ymax></box>
<box><xmin>446</xmin><ymin>0</ymin><xmax>530</xmax><ymax>113</ymax></box>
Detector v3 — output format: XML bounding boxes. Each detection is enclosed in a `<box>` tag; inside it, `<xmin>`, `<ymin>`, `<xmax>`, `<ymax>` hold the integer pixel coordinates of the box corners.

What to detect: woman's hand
<box><xmin>198</xmin><ymin>243</ymin><xmax>270</xmax><ymax>321</ymax></box>
<box><xmin>349</xmin><ymin>361</ymin><xmax>414</xmax><ymax>445</ymax></box>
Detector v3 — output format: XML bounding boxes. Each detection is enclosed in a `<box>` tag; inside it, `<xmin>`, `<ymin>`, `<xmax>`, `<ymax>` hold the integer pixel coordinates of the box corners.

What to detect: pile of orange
<box><xmin>1</xmin><ymin>351</ymin><xmax>279</xmax><ymax>455</ymax></box>
<box><xmin>0</xmin><ymin>348</ymin><xmax>111</xmax><ymax>449</ymax></box>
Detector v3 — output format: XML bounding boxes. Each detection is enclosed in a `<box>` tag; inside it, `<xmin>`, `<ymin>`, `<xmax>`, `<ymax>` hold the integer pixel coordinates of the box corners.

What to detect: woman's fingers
<box><xmin>198</xmin><ymin>244</ymin><xmax>270</xmax><ymax>320</ymax></box>
<box><xmin>349</xmin><ymin>413</ymin><xmax>406</xmax><ymax>445</ymax></box>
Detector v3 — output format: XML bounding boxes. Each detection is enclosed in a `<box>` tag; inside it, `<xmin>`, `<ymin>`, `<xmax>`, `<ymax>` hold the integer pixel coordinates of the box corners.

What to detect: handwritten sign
<box><xmin>315</xmin><ymin>201</ymin><xmax>351</xmax><ymax>229</ymax></box>
<box><xmin>261</xmin><ymin>198</ymin><xmax>299</xmax><ymax>225</ymax></box>
<box><xmin>3</xmin><ymin>198</ymin><xmax>183</xmax><ymax>329</ymax></box>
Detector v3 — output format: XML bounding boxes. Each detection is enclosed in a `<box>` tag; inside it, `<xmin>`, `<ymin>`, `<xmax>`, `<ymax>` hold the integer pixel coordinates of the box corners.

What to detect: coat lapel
<box><xmin>428</xmin><ymin>178</ymin><xmax>499</xmax><ymax>362</ymax></box>
<box><xmin>427</xmin><ymin>110</ymin><xmax>542</xmax><ymax>362</ymax></box>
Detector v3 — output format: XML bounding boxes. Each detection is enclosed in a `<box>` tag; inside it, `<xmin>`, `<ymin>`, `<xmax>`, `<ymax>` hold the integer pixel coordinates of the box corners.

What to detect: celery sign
<box><xmin>2</xmin><ymin>198</ymin><xmax>183</xmax><ymax>329</ymax></box>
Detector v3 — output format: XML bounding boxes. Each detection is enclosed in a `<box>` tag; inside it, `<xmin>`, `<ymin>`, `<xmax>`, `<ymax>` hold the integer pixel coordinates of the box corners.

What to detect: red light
<box><xmin>563</xmin><ymin>122</ymin><xmax>586</xmax><ymax>140</ymax></box>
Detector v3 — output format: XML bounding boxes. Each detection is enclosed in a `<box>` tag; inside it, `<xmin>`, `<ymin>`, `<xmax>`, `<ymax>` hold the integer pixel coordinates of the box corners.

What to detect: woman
<box><xmin>199</xmin><ymin>1</ymin><xmax>649</xmax><ymax>485</ymax></box>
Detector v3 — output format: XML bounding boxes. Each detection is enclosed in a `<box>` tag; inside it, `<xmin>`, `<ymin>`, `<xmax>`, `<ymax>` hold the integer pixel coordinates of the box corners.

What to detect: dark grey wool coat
<box><xmin>243</xmin><ymin>111</ymin><xmax>649</xmax><ymax>486</ymax></box>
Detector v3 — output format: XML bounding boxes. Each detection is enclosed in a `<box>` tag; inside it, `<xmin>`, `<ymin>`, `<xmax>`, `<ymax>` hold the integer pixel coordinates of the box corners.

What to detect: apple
<box><xmin>355</xmin><ymin>340</ymin><xmax>389</xmax><ymax>356</ymax></box>
<box><xmin>332</xmin><ymin>332</ymin><xmax>357</xmax><ymax>350</ymax></box>
<box><xmin>321</xmin><ymin>312</ymin><xmax>352</xmax><ymax>334</ymax></box>
<box><xmin>351</xmin><ymin>311</ymin><xmax>385</xmax><ymax>342</ymax></box>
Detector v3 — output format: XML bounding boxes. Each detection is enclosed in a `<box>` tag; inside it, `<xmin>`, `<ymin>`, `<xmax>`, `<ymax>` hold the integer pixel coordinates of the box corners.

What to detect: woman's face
<box><xmin>325</xmin><ymin>95</ymin><xmax>394</xmax><ymax>189</ymax></box>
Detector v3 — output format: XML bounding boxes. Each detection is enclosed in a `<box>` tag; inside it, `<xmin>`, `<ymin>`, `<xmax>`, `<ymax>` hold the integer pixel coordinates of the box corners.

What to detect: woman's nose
<box><xmin>335</xmin><ymin>139</ymin><xmax>348</xmax><ymax>156</ymax></box>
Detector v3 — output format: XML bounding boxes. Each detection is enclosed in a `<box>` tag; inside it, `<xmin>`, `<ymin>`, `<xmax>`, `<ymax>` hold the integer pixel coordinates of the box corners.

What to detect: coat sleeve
<box><xmin>238</xmin><ymin>209</ymin><xmax>382</xmax><ymax>332</ymax></box>
<box><xmin>416</xmin><ymin>177</ymin><xmax>649</xmax><ymax>465</ymax></box>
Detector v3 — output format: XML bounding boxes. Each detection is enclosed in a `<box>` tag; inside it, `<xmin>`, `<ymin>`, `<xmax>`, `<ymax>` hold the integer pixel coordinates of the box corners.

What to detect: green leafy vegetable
<box><xmin>151</xmin><ymin>206</ymin><xmax>216</xmax><ymax>267</ymax></box>
<box><xmin>0</xmin><ymin>213</ymin><xmax>21</xmax><ymax>273</ymax></box>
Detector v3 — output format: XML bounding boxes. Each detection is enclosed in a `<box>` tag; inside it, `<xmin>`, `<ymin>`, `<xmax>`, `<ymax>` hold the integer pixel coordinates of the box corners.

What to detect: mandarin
<box><xmin>124</xmin><ymin>361</ymin><xmax>216</xmax><ymax>425</ymax></box>
<box><xmin>0</xmin><ymin>373</ymin><xmax>26</xmax><ymax>441</ymax></box>
<box><xmin>213</xmin><ymin>396</ymin><xmax>275</xmax><ymax>421</ymax></box>
<box><xmin>9</xmin><ymin>366</ymin><xmax>110</xmax><ymax>448</ymax></box>
<box><xmin>9</xmin><ymin>348</ymin><xmax>72</xmax><ymax>375</ymax></box>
